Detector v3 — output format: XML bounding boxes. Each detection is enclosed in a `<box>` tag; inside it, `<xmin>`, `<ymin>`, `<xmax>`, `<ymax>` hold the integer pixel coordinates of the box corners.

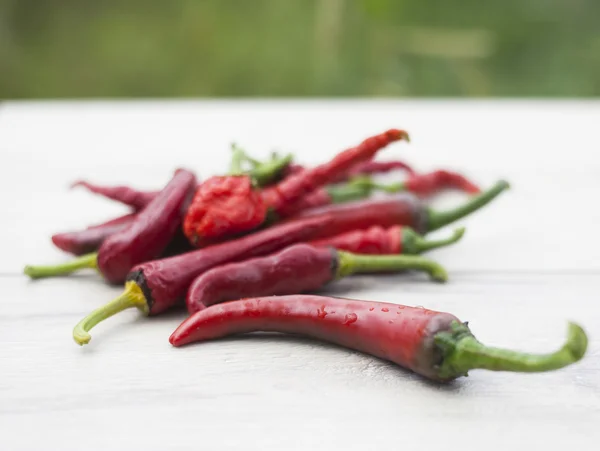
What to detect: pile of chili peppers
<box><xmin>24</xmin><ymin>129</ymin><xmax>588</xmax><ymax>384</ymax></box>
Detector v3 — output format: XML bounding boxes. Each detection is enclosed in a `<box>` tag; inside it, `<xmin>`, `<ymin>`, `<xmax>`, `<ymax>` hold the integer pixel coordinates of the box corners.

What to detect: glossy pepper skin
<box><xmin>25</xmin><ymin>169</ymin><xmax>197</xmax><ymax>283</ymax></box>
<box><xmin>170</xmin><ymin>295</ymin><xmax>588</xmax><ymax>383</ymax></box>
<box><xmin>185</xmin><ymin>243</ymin><xmax>447</xmax><ymax>313</ymax></box>
<box><xmin>290</xmin><ymin>180</ymin><xmax>510</xmax><ymax>239</ymax></box>
<box><xmin>72</xmin><ymin>215</ymin><xmax>335</xmax><ymax>345</ymax></box>
<box><xmin>308</xmin><ymin>225</ymin><xmax>465</xmax><ymax>255</ymax></box>
<box><xmin>183</xmin><ymin>129</ymin><xmax>409</xmax><ymax>244</ymax></box>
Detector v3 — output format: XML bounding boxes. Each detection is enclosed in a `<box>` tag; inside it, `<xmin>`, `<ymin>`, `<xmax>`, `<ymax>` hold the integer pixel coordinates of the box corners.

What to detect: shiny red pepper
<box><xmin>183</xmin><ymin>129</ymin><xmax>409</xmax><ymax>244</ymax></box>
<box><xmin>170</xmin><ymin>295</ymin><xmax>587</xmax><ymax>383</ymax></box>
<box><xmin>308</xmin><ymin>225</ymin><xmax>465</xmax><ymax>255</ymax></box>
<box><xmin>185</xmin><ymin>243</ymin><xmax>447</xmax><ymax>313</ymax></box>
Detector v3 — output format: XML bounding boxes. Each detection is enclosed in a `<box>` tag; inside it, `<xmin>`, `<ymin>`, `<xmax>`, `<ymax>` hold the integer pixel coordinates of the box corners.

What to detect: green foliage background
<box><xmin>1</xmin><ymin>0</ymin><xmax>599</xmax><ymax>98</ymax></box>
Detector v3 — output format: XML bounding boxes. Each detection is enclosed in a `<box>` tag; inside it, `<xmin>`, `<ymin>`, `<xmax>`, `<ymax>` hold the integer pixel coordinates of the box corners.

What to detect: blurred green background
<box><xmin>1</xmin><ymin>0</ymin><xmax>599</xmax><ymax>98</ymax></box>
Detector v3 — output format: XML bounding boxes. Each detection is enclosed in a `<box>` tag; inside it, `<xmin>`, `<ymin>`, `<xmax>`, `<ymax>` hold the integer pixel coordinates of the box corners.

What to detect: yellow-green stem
<box><xmin>24</xmin><ymin>252</ymin><xmax>98</xmax><ymax>279</ymax></box>
<box><xmin>72</xmin><ymin>281</ymin><xmax>148</xmax><ymax>346</ymax></box>
<box><xmin>435</xmin><ymin>322</ymin><xmax>588</xmax><ymax>380</ymax></box>
<box><xmin>336</xmin><ymin>251</ymin><xmax>448</xmax><ymax>282</ymax></box>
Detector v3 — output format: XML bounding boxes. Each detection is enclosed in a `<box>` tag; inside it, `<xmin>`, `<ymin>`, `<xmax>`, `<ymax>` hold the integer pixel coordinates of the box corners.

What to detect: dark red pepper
<box><xmin>308</xmin><ymin>225</ymin><xmax>465</xmax><ymax>255</ymax></box>
<box><xmin>290</xmin><ymin>180</ymin><xmax>509</xmax><ymax>240</ymax></box>
<box><xmin>184</xmin><ymin>129</ymin><xmax>409</xmax><ymax>244</ymax></box>
<box><xmin>71</xmin><ymin>215</ymin><xmax>336</xmax><ymax>345</ymax></box>
<box><xmin>24</xmin><ymin>169</ymin><xmax>197</xmax><ymax>283</ymax></box>
<box><xmin>51</xmin><ymin>213</ymin><xmax>136</xmax><ymax>255</ymax></box>
<box><xmin>71</xmin><ymin>180</ymin><xmax>158</xmax><ymax>211</ymax></box>
<box><xmin>170</xmin><ymin>295</ymin><xmax>588</xmax><ymax>382</ymax></box>
<box><xmin>186</xmin><ymin>243</ymin><xmax>447</xmax><ymax>313</ymax></box>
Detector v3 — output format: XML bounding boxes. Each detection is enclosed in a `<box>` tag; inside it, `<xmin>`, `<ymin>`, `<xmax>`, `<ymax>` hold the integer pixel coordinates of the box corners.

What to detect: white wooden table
<box><xmin>1</xmin><ymin>101</ymin><xmax>599</xmax><ymax>450</ymax></box>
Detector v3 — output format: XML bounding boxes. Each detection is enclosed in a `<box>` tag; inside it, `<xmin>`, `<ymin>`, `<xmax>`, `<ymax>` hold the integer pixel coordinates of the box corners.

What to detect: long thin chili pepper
<box><xmin>71</xmin><ymin>215</ymin><xmax>336</xmax><ymax>345</ymax></box>
<box><xmin>309</xmin><ymin>225</ymin><xmax>465</xmax><ymax>255</ymax></box>
<box><xmin>186</xmin><ymin>243</ymin><xmax>447</xmax><ymax>314</ymax></box>
<box><xmin>325</xmin><ymin>159</ymin><xmax>416</xmax><ymax>184</ymax></box>
<box><xmin>51</xmin><ymin>213</ymin><xmax>137</xmax><ymax>255</ymax></box>
<box><xmin>353</xmin><ymin>169</ymin><xmax>481</xmax><ymax>198</ymax></box>
<box><xmin>24</xmin><ymin>169</ymin><xmax>197</xmax><ymax>283</ymax></box>
<box><xmin>260</xmin><ymin>156</ymin><xmax>415</xmax><ymax>184</ymax></box>
<box><xmin>183</xmin><ymin>129</ymin><xmax>409</xmax><ymax>244</ymax></box>
<box><xmin>71</xmin><ymin>181</ymin><xmax>158</xmax><ymax>211</ymax></box>
<box><xmin>290</xmin><ymin>180</ymin><xmax>509</xmax><ymax>239</ymax></box>
<box><xmin>170</xmin><ymin>295</ymin><xmax>588</xmax><ymax>383</ymax></box>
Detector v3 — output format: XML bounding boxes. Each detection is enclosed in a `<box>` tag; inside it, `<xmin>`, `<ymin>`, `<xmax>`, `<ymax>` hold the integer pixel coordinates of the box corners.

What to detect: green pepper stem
<box><xmin>232</xmin><ymin>144</ymin><xmax>293</xmax><ymax>187</ymax></box>
<box><xmin>24</xmin><ymin>252</ymin><xmax>98</xmax><ymax>279</ymax></box>
<box><xmin>347</xmin><ymin>175</ymin><xmax>405</xmax><ymax>194</ymax></box>
<box><xmin>228</xmin><ymin>143</ymin><xmax>246</xmax><ymax>175</ymax></box>
<box><xmin>250</xmin><ymin>153</ymin><xmax>293</xmax><ymax>187</ymax></box>
<box><xmin>403</xmin><ymin>227</ymin><xmax>466</xmax><ymax>254</ymax></box>
<box><xmin>325</xmin><ymin>178</ymin><xmax>377</xmax><ymax>203</ymax></box>
<box><xmin>336</xmin><ymin>251</ymin><xmax>448</xmax><ymax>282</ymax></box>
<box><xmin>435</xmin><ymin>321</ymin><xmax>588</xmax><ymax>380</ymax></box>
<box><xmin>72</xmin><ymin>281</ymin><xmax>148</xmax><ymax>346</ymax></box>
<box><xmin>427</xmin><ymin>180</ymin><xmax>510</xmax><ymax>232</ymax></box>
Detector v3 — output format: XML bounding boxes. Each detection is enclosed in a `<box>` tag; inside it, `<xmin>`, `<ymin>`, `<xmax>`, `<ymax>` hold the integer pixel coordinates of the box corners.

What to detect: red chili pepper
<box><xmin>24</xmin><ymin>169</ymin><xmax>197</xmax><ymax>283</ymax></box>
<box><xmin>184</xmin><ymin>129</ymin><xmax>409</xmax><ymax>244</ymax></box>
<box><xmin>359</xmin><ymin>170</ymin><xmax>481</xmax><ymax>198</ymax></box>
<box><xmin>71</xmin><ymin>180</ymin><xmax>158</xmax><ymax>211</ymax></box>
<box><xmin>290</xmin><ymin>180</ymin><xmax>509</xmax><ymax>240</ymax></box>
<box><xmin>283</xmin><ymin>159</ymin><xmax>415</xmax><ymax>185</ymax></box>
<box><xmin>51</xmin><ymin>213</ymin><xmax>136</xmax><ymax>255</ymax></box>
<box><xmin>71</xmin><ymin>215</ymin><xmax>336</xmax><ymax>345</ymax></box>
<box><xmin>308</xmin><ymin>225</ymin><xmax>465</xmax><ymax>255</ymax></box>
<box><xmin>186</xmin><ymin>243</ymin><xmax>447</xmax><ymax>314</ymax></box>
<box><xmin>276</xmin><ymin>177</ymin><xmax>381</xmax><ymax>216</ymax></box>
<box><xmin>348</xmin><ymin>159</ymin><xmax>416</xmax><ymax>178</ymax></box>
<box><xmin>170</xmin><ymin>295</ymin><xmax>588</xmax><ymax>382</ymax></box>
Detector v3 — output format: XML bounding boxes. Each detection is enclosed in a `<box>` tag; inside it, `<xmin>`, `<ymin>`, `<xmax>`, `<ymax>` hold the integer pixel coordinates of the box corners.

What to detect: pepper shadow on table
<box><xmin>177</xmin><ymin>331</ymin><xmax>466</xmax><ymax>393</ymax></box>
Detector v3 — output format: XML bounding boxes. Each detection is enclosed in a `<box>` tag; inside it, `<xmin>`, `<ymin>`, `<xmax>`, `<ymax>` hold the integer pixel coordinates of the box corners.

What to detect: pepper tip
<box><xmin>23</xmin><ymin>265</ymin><xmax>39</xmax><ymax>279</ymax></box>
<box><xmin>565</xmin><ymin>322</ymin><xmax>588</xmax><ymax>363</ymax></box>
<box><xmin>73</xmin><ymin>326</ymin><xmax>92</xmax><ymax>346</ymax></box>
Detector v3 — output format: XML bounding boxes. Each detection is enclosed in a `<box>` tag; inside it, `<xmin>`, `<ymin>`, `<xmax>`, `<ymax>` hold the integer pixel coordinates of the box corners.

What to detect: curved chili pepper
<box><xmin>71</xmin><ymin>215</ymin><xmax>335</xmax><ymax>345</ymax></box>
<box><xmin>349</xmin><ymin>159</ymin><xmax>415</xmax><ymax>177</ymax></box>
<box><xmin>170</xmin><ymin>295</ymin><xmax>588</xmax><ymax>383</ymax></box>
<box><xmin>186</xmin><ymin>243</ymin><xmax>447</xmax><ymax>314</ymax></box>
<box><xmin>183</xmin><ymin>129</ymin><xmax>409</xmax><ymax>244</ymax></box>
<box><xmin>24</xmin><ymin>169</ymin><xmax>197</xmax><ymax>283</ymax></box>
<box><xmin>51</xmin><ymin>213</ymin><xmax>137</xmax><ymax>255</ymax></box>
<box><xmin>308</xmin><ymin>225</ymin><xmax>465</xmax><ymax>255</ymax></box>
<box><xmin>355</xmin><ymin>169</ymin><xmax>481</xmax><ymax>198</ymax></box>
<box><xmin>291</xmin><ymin>180</ymin><xmax>509</xmax><ymax>239</ymax></box>
<box><xmin>71</xmin><ymin>181</ymin><xmax>158</xmax><ymax>211</ymax></box>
